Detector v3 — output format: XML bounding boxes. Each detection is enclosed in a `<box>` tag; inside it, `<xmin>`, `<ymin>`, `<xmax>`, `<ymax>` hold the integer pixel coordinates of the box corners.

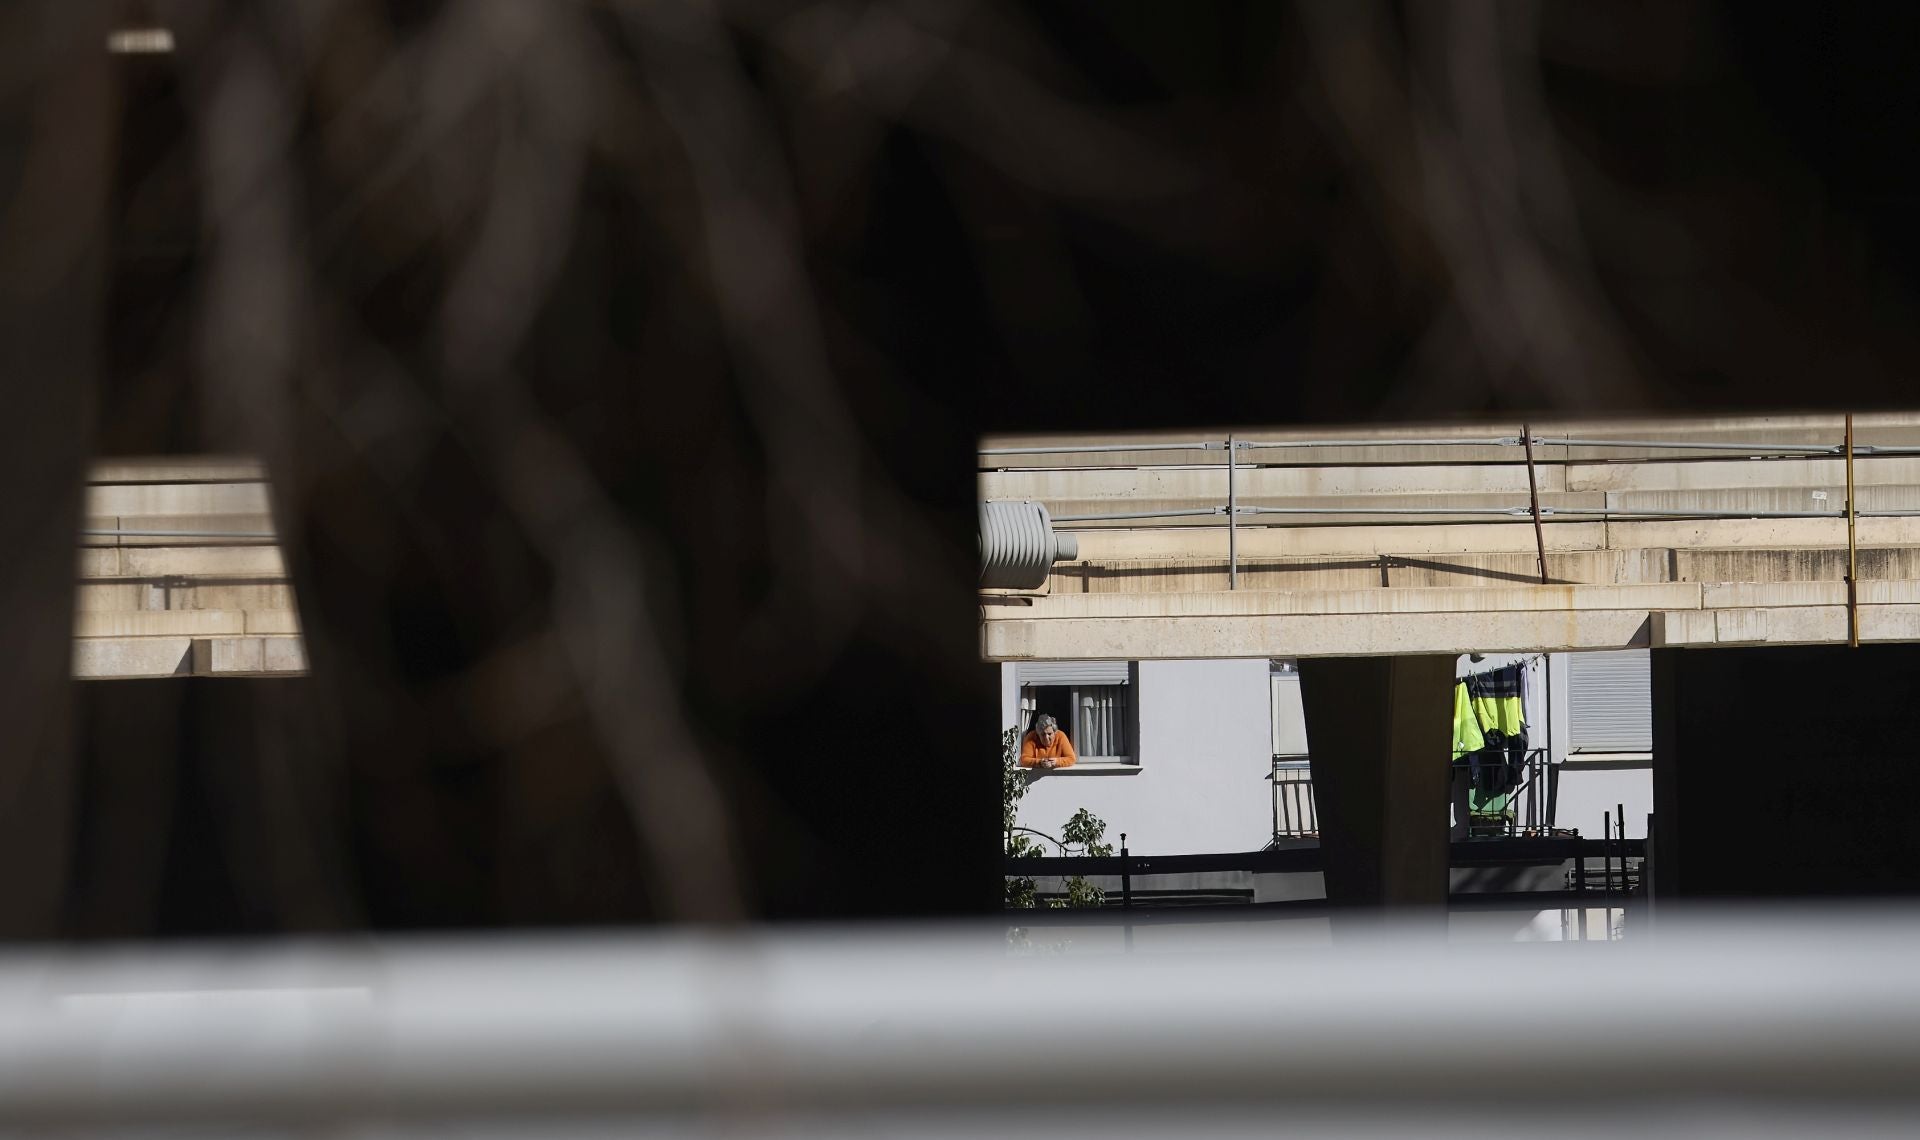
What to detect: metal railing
<box><xmin>1260</xmin><ymin>748</ymin><xmax>1558</xmax><ymax>845</ymax></box>
<box><xmin>980</xmin><ymin>428</ymin><xmax>1920</xmax><ymax>460</ymax></box>
<box><xmin>1269</xmin><ymin>756</ymin><xmax>1317</xmax><ymax>840</ymax></box>
<box><xmin>18</xmin><ymin>912</ymin><xmax>1920</xmax><ymax>1132</ymax></box>
<box><xmin>1452</xmin><ymin>747</ymin><xmax>1554</xmax><ymax>839</ymax></box>
<box><xmin>982</xmin><ymin>423</ymin><xmax>1908</xmax><ymax>594</ymax></box>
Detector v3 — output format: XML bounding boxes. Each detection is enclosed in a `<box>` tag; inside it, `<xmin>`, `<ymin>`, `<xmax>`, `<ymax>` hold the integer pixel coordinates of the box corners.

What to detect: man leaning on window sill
<box><xmin>1019</xmin><ymin>714</ymin><xmax>1077</xmax><ymax>770</ymax></box>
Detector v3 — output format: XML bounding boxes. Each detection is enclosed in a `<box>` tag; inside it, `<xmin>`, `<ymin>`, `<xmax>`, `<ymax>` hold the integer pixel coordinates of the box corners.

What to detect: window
<box><xmin>1015</xmin><ymin>661</ymin><xmax>1137</xmax><ymax>764</ymax></box>
<box><xmin>1568</xmin><ymin>649</ymin><xmax>1651</xmax><ymax>754</ymax></box>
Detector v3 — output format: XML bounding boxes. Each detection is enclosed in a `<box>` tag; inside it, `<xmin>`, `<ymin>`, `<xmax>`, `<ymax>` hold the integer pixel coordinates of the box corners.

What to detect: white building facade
<box><xmin>1004</xmin><ymin>650</ymin><xmax>1654</xmax><ymax>855</ymax></box>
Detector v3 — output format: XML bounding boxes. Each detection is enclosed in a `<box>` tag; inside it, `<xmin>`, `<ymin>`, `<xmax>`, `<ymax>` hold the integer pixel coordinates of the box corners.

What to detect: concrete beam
<box><xmin>243</xmin><ymin>610</ymin><xmax>302</xmax><ymax>635</ymax></box>
<box><xmin>983</xmin><ymin>464</ymin><xmax>1563</xmax><ymax>502</ymax></box>
<box><xmin>1051</xmin><ymin>548</ymin><xmax>1685</xmax><ymax>594</ymax></box>
<box><xmin>74</xmin><ymin>611</ymin><xmax>246</xmax><ymax>638</ymax></box>
<box><xmin>1009</xmin><ymin>581</ymin><xmax>1702</xmax><ymax>619</ymax></box>
<box><xmin>73</xmin><ymin>638</ymin><xmax>193</xmax><ymax>679</ymax></box>
<box><xmin>85</xmin><ymin>482</ymin><xmax>270</xmax><ymax>517</ymax></box>
<box><xmin>990</xmin><ymin>460</ymin><xmax>1920</xmax><ymax>518</ymax></box>
<box><xmin>163</xmin><ymin>583</ymin><xmax>297</xmax><ymax>611</ymax></box>
<box><xmin>1063</xmin><ymin>518</ymin><xmax>1920</xmax><ymax>563</ymax></box>
<box><xmin>1566</xmin><ymin>455</ymin><xmax>1920</xmax><ymax>494</ymax></box>
<box><xmin>190</xmin><ymin>637</ymin><xmax>308</xmax><ymax>676</ymax></box>
<box><xmin>985</xmin><ymin>599</ymin><xmax>1920</xmax><ymax>658</ymax></box>
<box><xmin>74</xmin><ymin>583</ymin><xmax>153</xmax><ymax>612</ymax></box>
<box><xmin>982</xmin><ymin>609</ymin><xmax>1655</xmax><ymax>660</ymax></box>
<box><xmin>194</xmin><ymin>637</ymin><xmax>262</xmax><ymax>674</ymax></box>
<box><xmin>112</xmin><ymin>547</ymin><xmax>286</xmax><ymax>578</ymax></box>
<box><xmin>1074</xmin><ymin>522</ymin><xmax>1610</xmax><ymax>561</ymax></box>
<box><xmin>70</xmin><ymin>634</ymin><xmax>308</xmax><ymax>679</ymax></box>
<box><xmin>77</xmin><ymin>549</ymin><xmax>119</xmax><ymax>578</ymax></box>
<box><xmin>89</xmin><ymin>457</ymin><xmax>267</xmax><ymax>484</ymax></box>
<box><xmin>262</xmin><ymin>637</ymin><xmax>307</xmax><ymax>672</ymax></box>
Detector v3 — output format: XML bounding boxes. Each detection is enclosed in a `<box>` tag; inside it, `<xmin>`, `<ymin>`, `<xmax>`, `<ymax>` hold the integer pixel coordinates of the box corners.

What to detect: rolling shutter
<box><xmin>1568</xmin><ymin>650</ymin><xmax>1651</xmax><ymax>753</ymax></box>
<box><xmin>1014</xmin><ymin>661</ymin><xmax>1130</xmax><ymax>686</ymax></box>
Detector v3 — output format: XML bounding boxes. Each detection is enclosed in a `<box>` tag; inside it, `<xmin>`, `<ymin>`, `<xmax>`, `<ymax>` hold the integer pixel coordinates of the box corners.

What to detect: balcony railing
<box><xmin>1266</xmin><ymin>748</ymin><xmax>1561</xmax><ymax>846</ymax></box>
<box><xmin>1269</xmin><ymin>755</ymin><xmax>1317</xmax><ymax>842</ymax></box>
<box><xmin>1453</xmin><ymin>747</ymin><xmax>1555</xmax><ymax>838</ymax></box>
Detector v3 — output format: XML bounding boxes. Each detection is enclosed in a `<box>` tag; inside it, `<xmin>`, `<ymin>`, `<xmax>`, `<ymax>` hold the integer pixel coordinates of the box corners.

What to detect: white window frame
<box><xmin>1015</xmin><ymin>661</ymin><xmax>1139</xmax><ymax>767</ymax></box>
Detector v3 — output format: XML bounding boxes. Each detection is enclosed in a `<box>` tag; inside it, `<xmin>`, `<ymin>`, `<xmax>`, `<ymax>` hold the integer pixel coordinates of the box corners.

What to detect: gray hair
<box><xmin>1034</xmin><ymin>714</ymin><xmax>1058</xmax><ymax>732</ymax></box>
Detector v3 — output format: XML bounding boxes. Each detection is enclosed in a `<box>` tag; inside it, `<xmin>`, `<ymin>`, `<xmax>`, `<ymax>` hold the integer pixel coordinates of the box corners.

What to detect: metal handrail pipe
<box><xmin>81</xmin><ymin>528</ymin><xmax>278</xmax><ymax>539</ymax></box>
<box><xmin>980</xmin><ymin>442</ymin><xmax>1226</xmax><ymax>456</ymax></box>
<box><xmin>1235</xmin><ymin>437</ymin><xmax>1523</xmax><ymax>449</ymax></box>
<box><xmin>8</xmin><ymin>916</ymin><xmax>1920</xmax><ymax>1127</ymax></box>
<box><xmin>1528</xmin><ymin>436</ymin><xmax>1841</xmax><ymax>454</ymax></box>
<box><xmin>1051</xmin><ymin>508</ymin><xmax>1226</xmax><ymax>522</ymax></box>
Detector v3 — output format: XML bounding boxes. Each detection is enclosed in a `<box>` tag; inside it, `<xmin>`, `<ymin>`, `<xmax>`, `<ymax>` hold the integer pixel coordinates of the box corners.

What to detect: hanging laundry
<box><xmin>1451</xmin><ymin>662</ymin><xmax>1529</xmax><ymax>822</ymax></box>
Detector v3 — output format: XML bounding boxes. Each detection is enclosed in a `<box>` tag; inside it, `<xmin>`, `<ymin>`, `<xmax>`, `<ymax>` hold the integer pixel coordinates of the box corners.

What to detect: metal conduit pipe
<box><xmin>1527</xmin><ymin>437</ymin><xmax>1844</xmax><ymax>454</ymax></box>
<box><xmin>1050</xmin><ymin>505</ymin><xmax>1886</xmax><ymax>524</ymax></box>
<box><xmin>980</xmin><ymin>500</ymin><xmax>1078</xmax><ymax>589</ymax></box>
<box><xmin>1237</xmin><ymin>437</ymin><xmax>1523</xmax><ymax>449</ymax></box>
<box><xmin>82</xmin><ymin>528</ymin><xmax>277</xmax><ymax>539</ymax></box>
<box><xmin>979</xmin><ymin>442</ymin><xmax>1226</xmax><ymax>456</ymax></box>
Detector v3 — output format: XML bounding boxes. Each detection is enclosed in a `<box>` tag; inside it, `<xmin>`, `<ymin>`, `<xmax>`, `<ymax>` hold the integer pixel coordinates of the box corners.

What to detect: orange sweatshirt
<box><xmin>1020</xmin><ymin>729</ymin><xmax>1077</xmax><ymax>768</ymax></box>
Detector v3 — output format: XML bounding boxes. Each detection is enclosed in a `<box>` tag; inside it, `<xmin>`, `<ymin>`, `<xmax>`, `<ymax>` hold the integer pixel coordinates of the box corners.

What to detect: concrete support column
<box><xmin>0</xmin><ymin>4</ymin><xmax>114</xmax><ymax>937</ymax></box>
<box><xmin>1300</xmin><ymin>655</ymin><xmax>1455</xmax><ymax>912</ymax></box>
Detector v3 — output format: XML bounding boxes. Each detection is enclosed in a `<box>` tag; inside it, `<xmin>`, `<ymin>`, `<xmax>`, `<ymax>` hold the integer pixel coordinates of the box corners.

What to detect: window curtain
<box><xmin>1076</xmin><ymin>686</ymin><xmax>1129</xmax><ymax>756</ymax></box>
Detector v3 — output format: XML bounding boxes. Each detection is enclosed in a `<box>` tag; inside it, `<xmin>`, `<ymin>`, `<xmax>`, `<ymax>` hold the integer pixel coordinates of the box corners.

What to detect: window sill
<box><xmin>1025</xmin><ymin>763</ymin><xmax>1141</xmax><ymax>776</ymax></box>
<box><xmin>1563</xmin><ymin>752</ymin><xmax>1652</xmax><ymax>769</ymax></box>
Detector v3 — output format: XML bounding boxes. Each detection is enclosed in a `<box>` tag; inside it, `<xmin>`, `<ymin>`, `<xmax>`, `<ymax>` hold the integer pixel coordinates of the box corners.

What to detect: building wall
<box><xmin>1546</xmin><ymin>650</ymin><xmax>1654</xmax><ymax>839</ymax></box>
<box><xmin>1006</xmin><ymin>659</ymin><xmax>1274</xmax><ymax>855</ymax></box>
<box><xmin>1004</xmin><ymin>651</ymin><xmax>1655</xmax><ymax>855</ymax></box>
<box><xmin>1557</xmin><ymin>764</ymin><xmax>1654</xmax><ymax>840</ymax></box>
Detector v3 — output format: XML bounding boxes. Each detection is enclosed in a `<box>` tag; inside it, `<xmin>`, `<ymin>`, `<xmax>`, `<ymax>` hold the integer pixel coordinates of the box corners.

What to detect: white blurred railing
<box><xmin>7</xmin><ymin>913</ymin><xmax>1920</xmax><ymax>1135</ymax></box>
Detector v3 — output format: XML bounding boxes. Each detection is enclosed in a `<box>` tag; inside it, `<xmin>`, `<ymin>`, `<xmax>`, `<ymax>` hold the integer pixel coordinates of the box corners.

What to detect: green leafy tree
<box><xmin>1003</xmin><ymin>727</ymin><xmax>1041</xmax><ymax>908</ymax></box>
<box><xmin>1002</xmin><ymin>727</ymin><xmax>1116</xmax><ymax>909</ymax></box>
<box><xmin>1051</xmin><ymin>808</ymin><xmax>1112</xmax><ymax>908</ymax></box>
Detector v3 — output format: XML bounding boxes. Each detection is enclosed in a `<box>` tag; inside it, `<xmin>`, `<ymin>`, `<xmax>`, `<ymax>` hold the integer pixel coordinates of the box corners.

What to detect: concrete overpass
<box><xmin>73</xmin><ymin>456</ymin><xmax>304</xmax><ymax>679</ymax></box>
<box><xmin>981</xmin><ymin>413</ymin><xmax>1920</xmax><ymax>660</ymax></box>
<box><xmin>983</xmin><ymin>415</ymin><xmax>1920</xmax><ymax>913</ymax></box>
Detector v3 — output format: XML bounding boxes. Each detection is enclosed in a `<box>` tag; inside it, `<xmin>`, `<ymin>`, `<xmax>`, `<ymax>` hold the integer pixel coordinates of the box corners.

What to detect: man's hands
<box><xmin>1037</xmin><ymin>758</ymin><xmax>1058</xmax><ymax>770</ymax></box>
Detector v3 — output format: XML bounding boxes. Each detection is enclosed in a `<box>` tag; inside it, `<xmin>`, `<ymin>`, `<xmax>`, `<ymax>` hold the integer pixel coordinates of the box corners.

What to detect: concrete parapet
<box><xmin>77</xmin><ymin>549</ymin><xmax>119</xmax><ymax>577</ymax></box>
<box><xmin>982</xmin><ymin>608</ymin><xmax>1656</xmax><ymax>660</ymax></box>
<box><xmin>116</xmin><ymin>546</ymin><xmax>285</xmax><ymax>578</ymax></box>
<box><xmin>261</xmin><ymin>637</ymin><xmax>306</xmax><ymax>672</ymax></box>
<box><xmin>73</xmin><ymin>637</ymin><xmax>193</xmax><ymax>679</ymax></box>
<box><xmin>1052</xmin><ymin>545</ymin><xmax>1920</xmax><ymax>594</ymax></box>
<box><xmin>1009</xmin><ymin>581</ymin><xmax>1702</xmax><ymax>620</ymax></box>
<box><xmin>193</xmin><ymin>637</ymin><xmax>263</xmax><ymax>674</ymax></box>
<box><xmin>86</xmin><ymin>482</ymin><xmax>270</xmax><ymax>517</ymax></box>
<box><xmin>70</xmin><ymin>633</ymin><xmax>307</xmax><ymax>678</ymax></box>
<box><xmin>74</xmin><ymin>583</ymin><xmax>154</xmax><ymax>612</ymax></box>
<box><xmin>75</xmin><ymin>611</ymin><xmax>245</xmax><ymax>638</ymax></box>
<box><xmin>244</xmin><ymin>610</ymin><xmax>302</xmax><ymax>635</ymax></box>
<box><xmin>90</xmin><ymin>457</ymin><xmax>267</xmax><ymax>484</ymax></box>
<box><xmin>1073</xmin><ymin>522</ymin><xmax>1610</xmax><ymax>561</ymax></box>
<box><xmin>167</xmin><ymin>583</ymin><xmax>296</xmax><ymax>611</ymax></box>
<box><xmin>985</xmin><ymin>580</ymin><xmax>1920</xmax><ymax>658</ymax></box>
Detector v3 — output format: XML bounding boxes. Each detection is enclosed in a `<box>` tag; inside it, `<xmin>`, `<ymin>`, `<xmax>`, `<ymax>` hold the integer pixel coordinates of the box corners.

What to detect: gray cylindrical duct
<box><xmin>980</xmin><ymin>500</ymin><xmax>1078</xmax><ymax>589</ymax></box>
